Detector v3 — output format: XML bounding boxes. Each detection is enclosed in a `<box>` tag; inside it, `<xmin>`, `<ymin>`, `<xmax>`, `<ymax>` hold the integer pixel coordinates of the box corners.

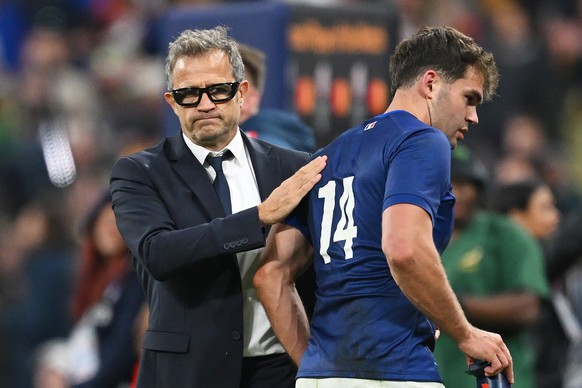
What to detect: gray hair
<box><xmin>165</xmin><ymin>26</ymin><xmax>244</xmax><ymax>90</ymax></box>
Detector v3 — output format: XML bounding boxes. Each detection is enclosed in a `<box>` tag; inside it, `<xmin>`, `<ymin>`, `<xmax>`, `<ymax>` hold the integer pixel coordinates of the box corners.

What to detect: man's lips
<box><xmin>457</xmin><ymin>128</ymin><xmax>468</xmax><ymax>140</ymax></box>
<box><xmin>198</xmin><ymin>116</ymin><xmax>220</xmax><ymax>121</ymax></box>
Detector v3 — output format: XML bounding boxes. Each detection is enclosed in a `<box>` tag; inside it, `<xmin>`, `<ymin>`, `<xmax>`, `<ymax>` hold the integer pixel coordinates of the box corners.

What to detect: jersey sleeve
<box><xmin>383</xmin><ymin>128</ymin><xmax>452</xmax><ymax>223</ymax></box>
<box><xmin>283</xmin><ymin>196</ymin><xmax>312</xmax><ymax>245</ymax></box>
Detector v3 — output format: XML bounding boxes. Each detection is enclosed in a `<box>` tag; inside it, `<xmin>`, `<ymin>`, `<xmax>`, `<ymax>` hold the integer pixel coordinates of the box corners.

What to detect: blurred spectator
<box><xmin>495</xmin><ymin>110</ymin><xmax>582</xmax><ymax>214</ymax></box>
<box><xmin>501</xmin><ymin>113</ymin><xmax>546</xmax><ymax>159</ymax></box>
<box><xmin>239</xmin><ymin>43</ymin><xmax>316</xmax><ymax>153</ymax></box>
<box><xmin>487</xmin><ymin>178</ymin><xmax>564</xmax><ymax>388</ymax></box>
<box><xmin>494</xmin><ymin>153</ymin><xmax>539</xmax><ymax>185</ymax></box>
<box><xmin>488</xmin><ymin>178</ymin><xmax>560</xmax><ymax>240</ymax></box>
<box><xmin>34</xmin><ymin>192</ymin><xmax>144</xmax><ymax>388</ymax></box>
<box><xmin>0</xmin><ymin>188</ymin><xmax>75</xmax><ymax>388</ymax></box>
<box><xmin>465</xmin><ymin>0</ymin><xmax>562</xmax><ymax>166</ymax></box>
<box><xmin>0</xmin><ymin>25</ymin><xmax>108</xmax><ymax>219</ymax></box>
<box><xmin>543</xmin><ymin>205</ymin><xmax>582</xmax><ymax>388</ymax></box>
<box><xmin>433</xmin><ymin>145</ymin><xmax>550</xmax><ymax>388</ymax></box>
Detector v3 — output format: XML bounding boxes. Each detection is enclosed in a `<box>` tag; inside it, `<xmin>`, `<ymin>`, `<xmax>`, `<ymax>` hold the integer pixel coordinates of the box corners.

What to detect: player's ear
<box><xmin>420</xmin><ymin>70</ymin><xmax>438</xmax><ymax>99</ymax></box>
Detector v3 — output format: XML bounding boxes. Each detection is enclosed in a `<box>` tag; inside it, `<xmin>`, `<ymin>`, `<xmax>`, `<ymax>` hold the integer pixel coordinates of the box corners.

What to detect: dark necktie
<box><xmin>206</xmin><ymin>151</ymin><xmax>232</xmax><ymax>215</ymax></box>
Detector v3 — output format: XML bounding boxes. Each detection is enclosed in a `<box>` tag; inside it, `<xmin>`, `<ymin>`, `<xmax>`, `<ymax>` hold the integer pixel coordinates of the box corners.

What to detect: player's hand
<box><xmin>258</xmin><ymin>156</ymin><xmax>327</xmax><ymax>225</ymax></box>
<box><xmin>459</xmin><ymin>327</ymin><xmax>514</xmax><ymax>384</ymax></box>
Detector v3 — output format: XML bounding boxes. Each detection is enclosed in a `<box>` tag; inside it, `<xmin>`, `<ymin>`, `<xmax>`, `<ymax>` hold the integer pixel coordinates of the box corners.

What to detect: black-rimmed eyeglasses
<box><xmin>171</xmin><ymin>82</ymin><xmax>240</xmax><ymax>107</ymax></box>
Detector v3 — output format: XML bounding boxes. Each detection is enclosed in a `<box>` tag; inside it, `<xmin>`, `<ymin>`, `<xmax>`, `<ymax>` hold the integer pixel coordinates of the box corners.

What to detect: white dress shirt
<box><xmin>183</xmin><ymin>131</ymin><xmax>285</xmax><ymax>357</ymax></box>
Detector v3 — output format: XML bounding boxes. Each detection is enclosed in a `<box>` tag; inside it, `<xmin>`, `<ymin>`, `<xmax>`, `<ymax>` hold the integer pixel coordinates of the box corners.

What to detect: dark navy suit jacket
<box><xmin>110</xmin><ymin>130</ymin><xmax>310</xmax><ymax>388</ymax></box>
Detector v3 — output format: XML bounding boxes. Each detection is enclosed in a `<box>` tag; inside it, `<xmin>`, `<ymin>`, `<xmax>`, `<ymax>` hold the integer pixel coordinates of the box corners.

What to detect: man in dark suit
<box><xmin>110</xmin><ymin>26</ymin><xmax>326</xmax><ymax>388</ymax></box>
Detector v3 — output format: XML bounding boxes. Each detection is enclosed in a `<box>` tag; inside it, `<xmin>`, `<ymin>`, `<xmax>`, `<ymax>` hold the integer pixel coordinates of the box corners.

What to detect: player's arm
<box><xmin>254</xmin><ymin>223</ymin><xmax>313</xmax><ymax>366</ymax></box>
<box><xmin>382</xmin><ymin>203</ymin><xmax>514</xmax><ymax>383</ymax></box>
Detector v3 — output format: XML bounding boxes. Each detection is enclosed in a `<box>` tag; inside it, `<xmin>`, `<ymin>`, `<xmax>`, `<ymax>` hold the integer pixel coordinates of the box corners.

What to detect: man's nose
<box><xmin>197</xmin><ymin>91</ymin><xmax>215</xmax><ymax>109</ymax></box>
<box><xmin>467</xmin><ymin>106</ymin><xmax>479</xmax><ymax>125</ymax></box>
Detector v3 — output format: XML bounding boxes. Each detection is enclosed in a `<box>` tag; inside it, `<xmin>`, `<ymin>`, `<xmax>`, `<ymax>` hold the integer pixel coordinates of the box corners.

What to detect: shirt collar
<box><xmin>182</xmin><ymin>129</ymin><xmax>246</xmax><ymax>165</ymax></box>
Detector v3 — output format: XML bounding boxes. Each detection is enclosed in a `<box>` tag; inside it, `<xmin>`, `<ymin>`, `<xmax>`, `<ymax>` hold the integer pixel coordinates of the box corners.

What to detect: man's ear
<box><xmin>164</xmin><ymin>92</ymin><xmax>179</xmax><ymax>115</ymax></box>
<box><xmin>420</xmin><ymin>70</ymin><xmax>439</xmax><ymax>99</ymax></box>
<box><xmin>238</xmin><ymin>80</ymin><xmax>249</xmax><ymax>101</ymax></box>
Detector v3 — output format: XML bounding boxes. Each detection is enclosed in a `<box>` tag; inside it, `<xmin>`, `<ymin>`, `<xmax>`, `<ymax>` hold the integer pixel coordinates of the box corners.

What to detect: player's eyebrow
<box><xmin>466</xmin><ymin>89</ymin><xmax>483</xmax><ymax>106</ymax></box>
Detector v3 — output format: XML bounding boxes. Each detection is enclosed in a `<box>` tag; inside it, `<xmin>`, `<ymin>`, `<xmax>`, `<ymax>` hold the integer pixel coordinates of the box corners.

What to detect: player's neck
<box><xmin>386</xmin><ymin>89</ymin><xmax>431</xmax><ymax>125</ymax></box>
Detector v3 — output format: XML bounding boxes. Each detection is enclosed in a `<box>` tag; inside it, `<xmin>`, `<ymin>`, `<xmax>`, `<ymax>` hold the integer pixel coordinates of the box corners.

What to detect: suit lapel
<box><xmin>165</xmin><ymin>131</ymin><xmax>282</xmax><ymax>218</ymax></box>
<box><xmin>166</xmin><ymin>134</ymin><xmax>226</xmax><ymax>219</ymax></box>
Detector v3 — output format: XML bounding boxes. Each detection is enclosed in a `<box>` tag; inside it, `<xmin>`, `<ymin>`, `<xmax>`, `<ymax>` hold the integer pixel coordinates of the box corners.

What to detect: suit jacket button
<box><xmin>231</xmin><ymin>331</ymin><xmax>241</xmax><ymax>340</ymax></box>
<box><xmin>229</xmin><ymin>241</ymin><xmax>237</xmax><ymax>248</ymax></box>
<box><xmin>223</xmin><ymin>243</ymin><xmax>230</xmax><ymax>250</ymax></box>
<box><xmin>242</xmin><ymin>237</ymin><xmax>248</xmax><ymax>244</ymax></box>
<box><xmin>236</xmin><ymin>239</ymin><xmax>243</xmax><ymax>247</ymax></box>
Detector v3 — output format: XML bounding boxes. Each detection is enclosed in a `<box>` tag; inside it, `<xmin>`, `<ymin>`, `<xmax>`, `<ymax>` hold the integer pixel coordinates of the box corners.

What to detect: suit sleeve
<box><xmin>110</xmin><ymin>156</ymin><xmax>267</xmax><ymax>281</ymax></box>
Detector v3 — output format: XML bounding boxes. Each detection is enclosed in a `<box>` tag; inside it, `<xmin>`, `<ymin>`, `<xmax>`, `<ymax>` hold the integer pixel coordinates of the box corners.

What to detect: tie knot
<box><xmin>206</xmin><ymin>151</ymin><xmax>232</xmax><ymax>172</ymax></box>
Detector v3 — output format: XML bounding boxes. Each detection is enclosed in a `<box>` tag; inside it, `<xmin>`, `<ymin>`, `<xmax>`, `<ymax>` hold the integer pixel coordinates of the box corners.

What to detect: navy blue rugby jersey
<box><xmin>286</xmin><ymin>110</ymin><xmax>455</xmax><ymax>382</ymax></box>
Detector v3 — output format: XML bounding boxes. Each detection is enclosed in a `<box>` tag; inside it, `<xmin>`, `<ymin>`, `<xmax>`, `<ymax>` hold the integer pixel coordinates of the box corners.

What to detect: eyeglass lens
<box><xmin>173</xmin><ymin>82</ymin><xmax>239</xmax><ymax>106</ymax></box>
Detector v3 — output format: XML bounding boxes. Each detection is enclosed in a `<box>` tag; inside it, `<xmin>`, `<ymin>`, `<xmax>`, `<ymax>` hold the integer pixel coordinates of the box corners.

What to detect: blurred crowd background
<box><xmin>0</xmin><ymin>0</ymin><xmax>582</xmax><ymax>387</ymax></box>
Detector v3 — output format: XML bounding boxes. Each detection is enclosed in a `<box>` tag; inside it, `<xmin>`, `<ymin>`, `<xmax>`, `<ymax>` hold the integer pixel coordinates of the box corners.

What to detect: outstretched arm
<box><xmin>254</xmin><ymin>223</ymin><xmax>313</xmax><ymax>366</ymax></box>
<box><xmin>382</xmin><ymin>203</ymin><xmax>514</xmax><ymax>383</ymax></box>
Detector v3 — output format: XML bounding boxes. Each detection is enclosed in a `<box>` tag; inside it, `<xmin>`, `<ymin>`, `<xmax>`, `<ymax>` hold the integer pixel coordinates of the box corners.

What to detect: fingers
<box><xmin>293</xmin><ymin>155</ymin><xmax>327</xmax><ymax>193</ymax></box>
<box><xmin>258</xmin><ymin>155</ymin><xmax>327</xmax><ymax>225</ymax></box>
<box><xmin>462</xmin><ymin>329</ymin><xmax>514</xmax><ymax>384</ymax></box>
<box><xmin>277</xmin><ymin>155</ymin><xmax>327</xmax><ymax>200</ymax></box>
<box><xmin>485</xmin><ymin>340</ymin><xmax>513</xmax><ymax>383</ymax></box>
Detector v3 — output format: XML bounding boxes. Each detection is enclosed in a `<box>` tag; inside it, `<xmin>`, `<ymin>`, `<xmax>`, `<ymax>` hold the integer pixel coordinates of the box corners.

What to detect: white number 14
<box><xmin>317</xmin><ymin>176</ymin><xmax>358</xmax><ymax>264</ymax></box>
